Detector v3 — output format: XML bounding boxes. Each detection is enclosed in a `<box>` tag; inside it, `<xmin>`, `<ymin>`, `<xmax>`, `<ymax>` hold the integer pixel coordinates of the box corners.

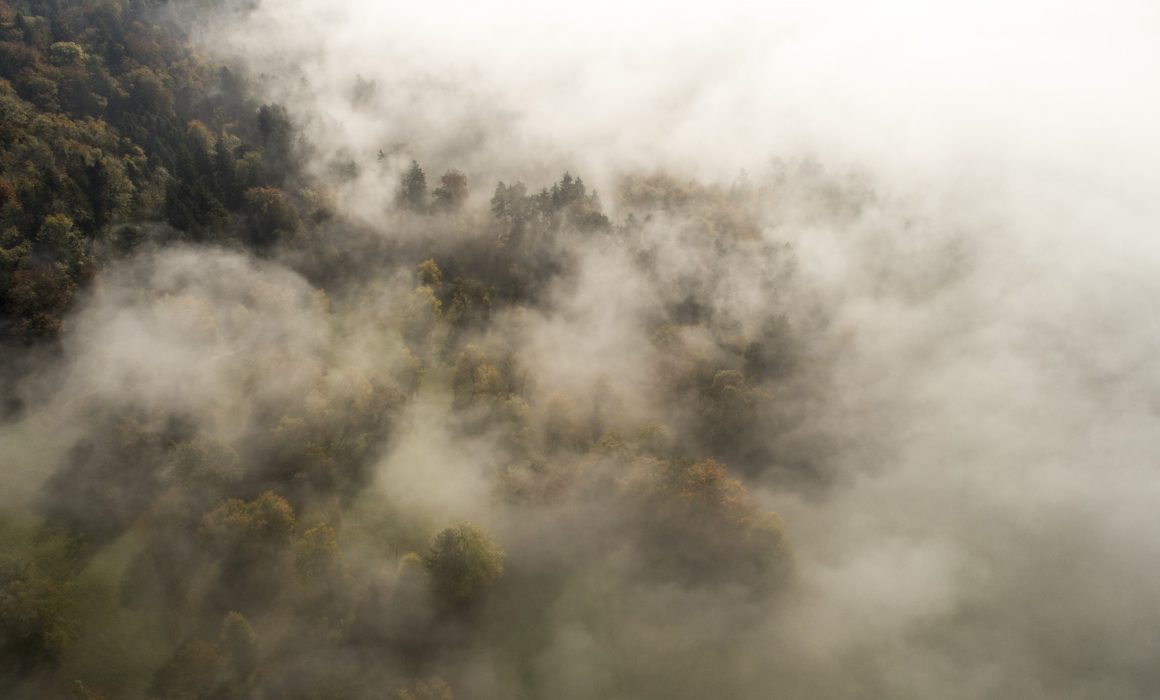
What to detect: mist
<box><xmin>3</xmin><ymin>0</ymin><xmax>1160</xmax><ymax>697</ymax></box>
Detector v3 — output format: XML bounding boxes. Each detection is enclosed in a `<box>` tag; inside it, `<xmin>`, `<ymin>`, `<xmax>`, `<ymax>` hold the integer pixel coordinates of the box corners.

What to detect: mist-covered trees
<box><xmin>150</xmin><ymin>612</ymin><xmax>259</xmax><ymax>700</ymax></box>
<box><xmin>399</xmin><ymin>160</ymin><xmax>427</xmax><ymax>211</ymax></box>
<box><xmin>293</xmin><ymin>523</ymin><xmax>352</xmax><ymax>632</ymax></box>
<box><xmin>0</xmin><ymin>557</ymin><xmax>75</xmax><ymax>677</ymax></box>
<box><xmin>422</xmin><ymin>523</ymin><xmax>505</xmax><ymax>608</ymax></box>
<box><xmin>40</xmin><ymin>410</ymin><xmax>179</xmax><ymax>551</ymax></box>
<box><xmin>200</xmin><ymin>491</ymin><xmax>297</xmax><ymax>565</ymax></box>
<box><xmin>396</xmin><ymin>162</ymin><xmax>470</xmax><ymax>214</ymax></box>
<box><xmin>0</xmin><ymin>0</ymin><xmax>311</xmax><ymax>341</ymax></box>
<box><xmin>451</xmin><ymin>344</ymin><xmax>507</xmax><ymax>407</ymax></box>
<box><xmin>432</xmin><ymin>170</ymin><xmax>467</xmax><ymax>211</ymax></box>
<box><xmin>243</xmin><ymin>186</ymin><xmax>299</xmax><ymax>247</ymax></box>
<box><xmin>626</xmin><ymin>457</ymin><xmax>792</xmax><ymax>587</ymax></box>
<box><xmin>490</xmin><ymin>171</ymin><xmax>609</xmax><ymax>243</ymax></box>
<box><xmin>0</xmin><ymin>3</ymin><xmax>817</xmax><ymax>698</ymax></box>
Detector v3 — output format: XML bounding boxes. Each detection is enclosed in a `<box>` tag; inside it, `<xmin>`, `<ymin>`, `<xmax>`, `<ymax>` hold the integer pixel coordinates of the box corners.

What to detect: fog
<box><xmin>5</xmin><ymin>0</ymin><xmax>1160</xmax><ymax>697</ymax></box>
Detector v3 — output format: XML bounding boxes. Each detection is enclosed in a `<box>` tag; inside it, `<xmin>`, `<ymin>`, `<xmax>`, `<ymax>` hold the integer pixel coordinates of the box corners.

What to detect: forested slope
<box><xmin>0</xmin><ymin>2</ymin><xmax>820</xmax><ymax>698</ymax></box>
<box><xmin>0</xmin><ymin>0</ymin><xmax>307</xmax><ymax>341</ymax></box>
<box><xmin>6</xmin><ymin>2</ymin><xmax>1160</xmax><ymax>699</ymax></box>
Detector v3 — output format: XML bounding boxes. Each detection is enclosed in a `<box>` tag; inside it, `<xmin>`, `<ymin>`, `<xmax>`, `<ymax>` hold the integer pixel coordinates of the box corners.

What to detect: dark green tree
<box><xmin>0</xmin><ymin>558</ymin><xmax>76</xmax><ymax>676</ymax></box>
<box><xmin>398</xmin><ymin>160</ymin><xmax>427</xmax><ymax>211</ymax></box>
<box><xmin>422</xmin><ymin>523</ymin><xmax>504</xmax><ymax>607</ymax></box>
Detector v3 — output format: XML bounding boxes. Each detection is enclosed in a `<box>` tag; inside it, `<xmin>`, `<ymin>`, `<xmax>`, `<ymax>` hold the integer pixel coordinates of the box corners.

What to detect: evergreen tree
<box><xmin>399</xmin><ymin>160</ymin><xmax>427</xmax><ymax>211</ymax></box>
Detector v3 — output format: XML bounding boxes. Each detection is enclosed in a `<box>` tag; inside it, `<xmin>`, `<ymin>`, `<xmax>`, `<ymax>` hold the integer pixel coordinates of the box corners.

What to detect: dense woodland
<box><xmin>0</xmin><ymin>2</ymin><xmax>847</xmax><ymax>698</ymax></box>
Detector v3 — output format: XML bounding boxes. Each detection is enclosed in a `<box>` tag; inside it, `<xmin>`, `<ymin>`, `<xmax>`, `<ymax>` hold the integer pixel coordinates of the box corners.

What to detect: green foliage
<box><xmin>256</xmin><ymin>104</ymin><xmax>293</xmax><ymax>174</ymax></box>
<box><xmin>490</xmin><ymin>181</ymin><xmax>528</xmax><ymax>224</ymax></box>
<box><xmin>265</xmin><ymin>371</ymin><xmax>404</xmax><ymax>498</ymax></box>
<box><xmin>4</xmin><ymin>258</ymin><xmax>77</xmax><ymax>337</ymax></box>
<box><xmin>417</xmin><ymin>258</ymin><xmax>442</xmax><ymax>288</ymax></box>
<box><xmin>398</xmin><ymin>160</ymin><xmax>427</xmax><ymax>211</ymax></box>
<box><xmin>451</xmin><ymin>345</ymin><xmax>510</xmax><ymax>408</ymax></box>
<box><xmin>243</xmin><ymin>186</ymin><xmax>299</xmax><ymax>248</ymax></box>
<box><xmin>171</xmin><ymin>439</ymin><xmax>242</xmax><ymax>493</ymax></box>
<box><xmin>0</xmin><ymin>4</ymin><xmax>810</xmax><ymax>694</ymax></box>
<box><xmin>700</xmin><ymin>369</ymin><xmax>760</xmax><ymax>451</ymax></box>
<box><xmin>624</xmin><ymin>457</ymin><xmax>793</xmax><ymax>587</ymax></box>
<box><xmin>218</xmin><ymin>611</ymin><xmax>258</xmax><ymax>678</ymax></box>
<box><xmin>443</xmin><ymin>276</ymin><xmax>492</xmax><ymax>330</ymax></box>
<box><xmin>491</xmin><ymin>172</ymin><xmax>609</xmax><ymax>239</ymax></box>
<box><xmin>540</xmin><ymin>392</ymin><xmax>587</xmax><ymax>452</ymax></box>
<box><xmin>199</xmin><ymin>491</ymin><xmax>297</xmax><ymax>563</ymax></box>
<box><xmin>401</xmin><ymin>284</ymin><xmax>442</xmax><ymax>348</ymax></box>
<box><xmin>0</xmin><ymin>2</ymin><xmax>307</xmax><ymax>340</ymax></box>
<box><xmin>46</xmin><ymin>41</ymin><xmax>85</xmax><ymax>67</ymax></box>
<box><xmin>294</xmin><ymin>524</ymin><xmax>342</xmax><ymax>583</ymax></box>
<box><xmin>41</xmin><ymin>411</ymin><xmax>178</xmax><ymax>550</ymax></box>
<box><xmin>0</xmin><ymin>556</ymin><xmax>76</xmax><ymax>675</ymax></box>
<box><xmin>36</xmin><ymin>214</ymin><xmax>85</xmax><ymax>268</ymax></box>
<box><xmin>422</xmin><ymin>523</ymin><xmax>505</xmax><ymax>607</ymax></box>
<box><xmin>293</xmin><ymin>523</ymin><xmax>353</xmax><ymax>629</ymax></box>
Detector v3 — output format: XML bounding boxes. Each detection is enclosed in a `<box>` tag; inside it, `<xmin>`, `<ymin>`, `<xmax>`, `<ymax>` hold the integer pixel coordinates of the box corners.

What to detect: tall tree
<box><xmin>422</xmin><ymin>523</ymin><xmax>504</xmax><ymax>608</ymax></box>
<box><xmin>398</xmin><ymin>160</ymin><xmax>427</xmax><ymax>211</ymax></box>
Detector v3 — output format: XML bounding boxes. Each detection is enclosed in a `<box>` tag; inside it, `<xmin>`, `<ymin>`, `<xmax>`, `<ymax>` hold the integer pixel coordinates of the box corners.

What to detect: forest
<box><xmin>0</xmin><ymin>2</ymin><xmax>809</xmax><ymax>697</ymax></box>
<box><xmin>4</xmin><ymin>1</ymin><xmax>1159</xmax><ymax>699</ymax></box>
